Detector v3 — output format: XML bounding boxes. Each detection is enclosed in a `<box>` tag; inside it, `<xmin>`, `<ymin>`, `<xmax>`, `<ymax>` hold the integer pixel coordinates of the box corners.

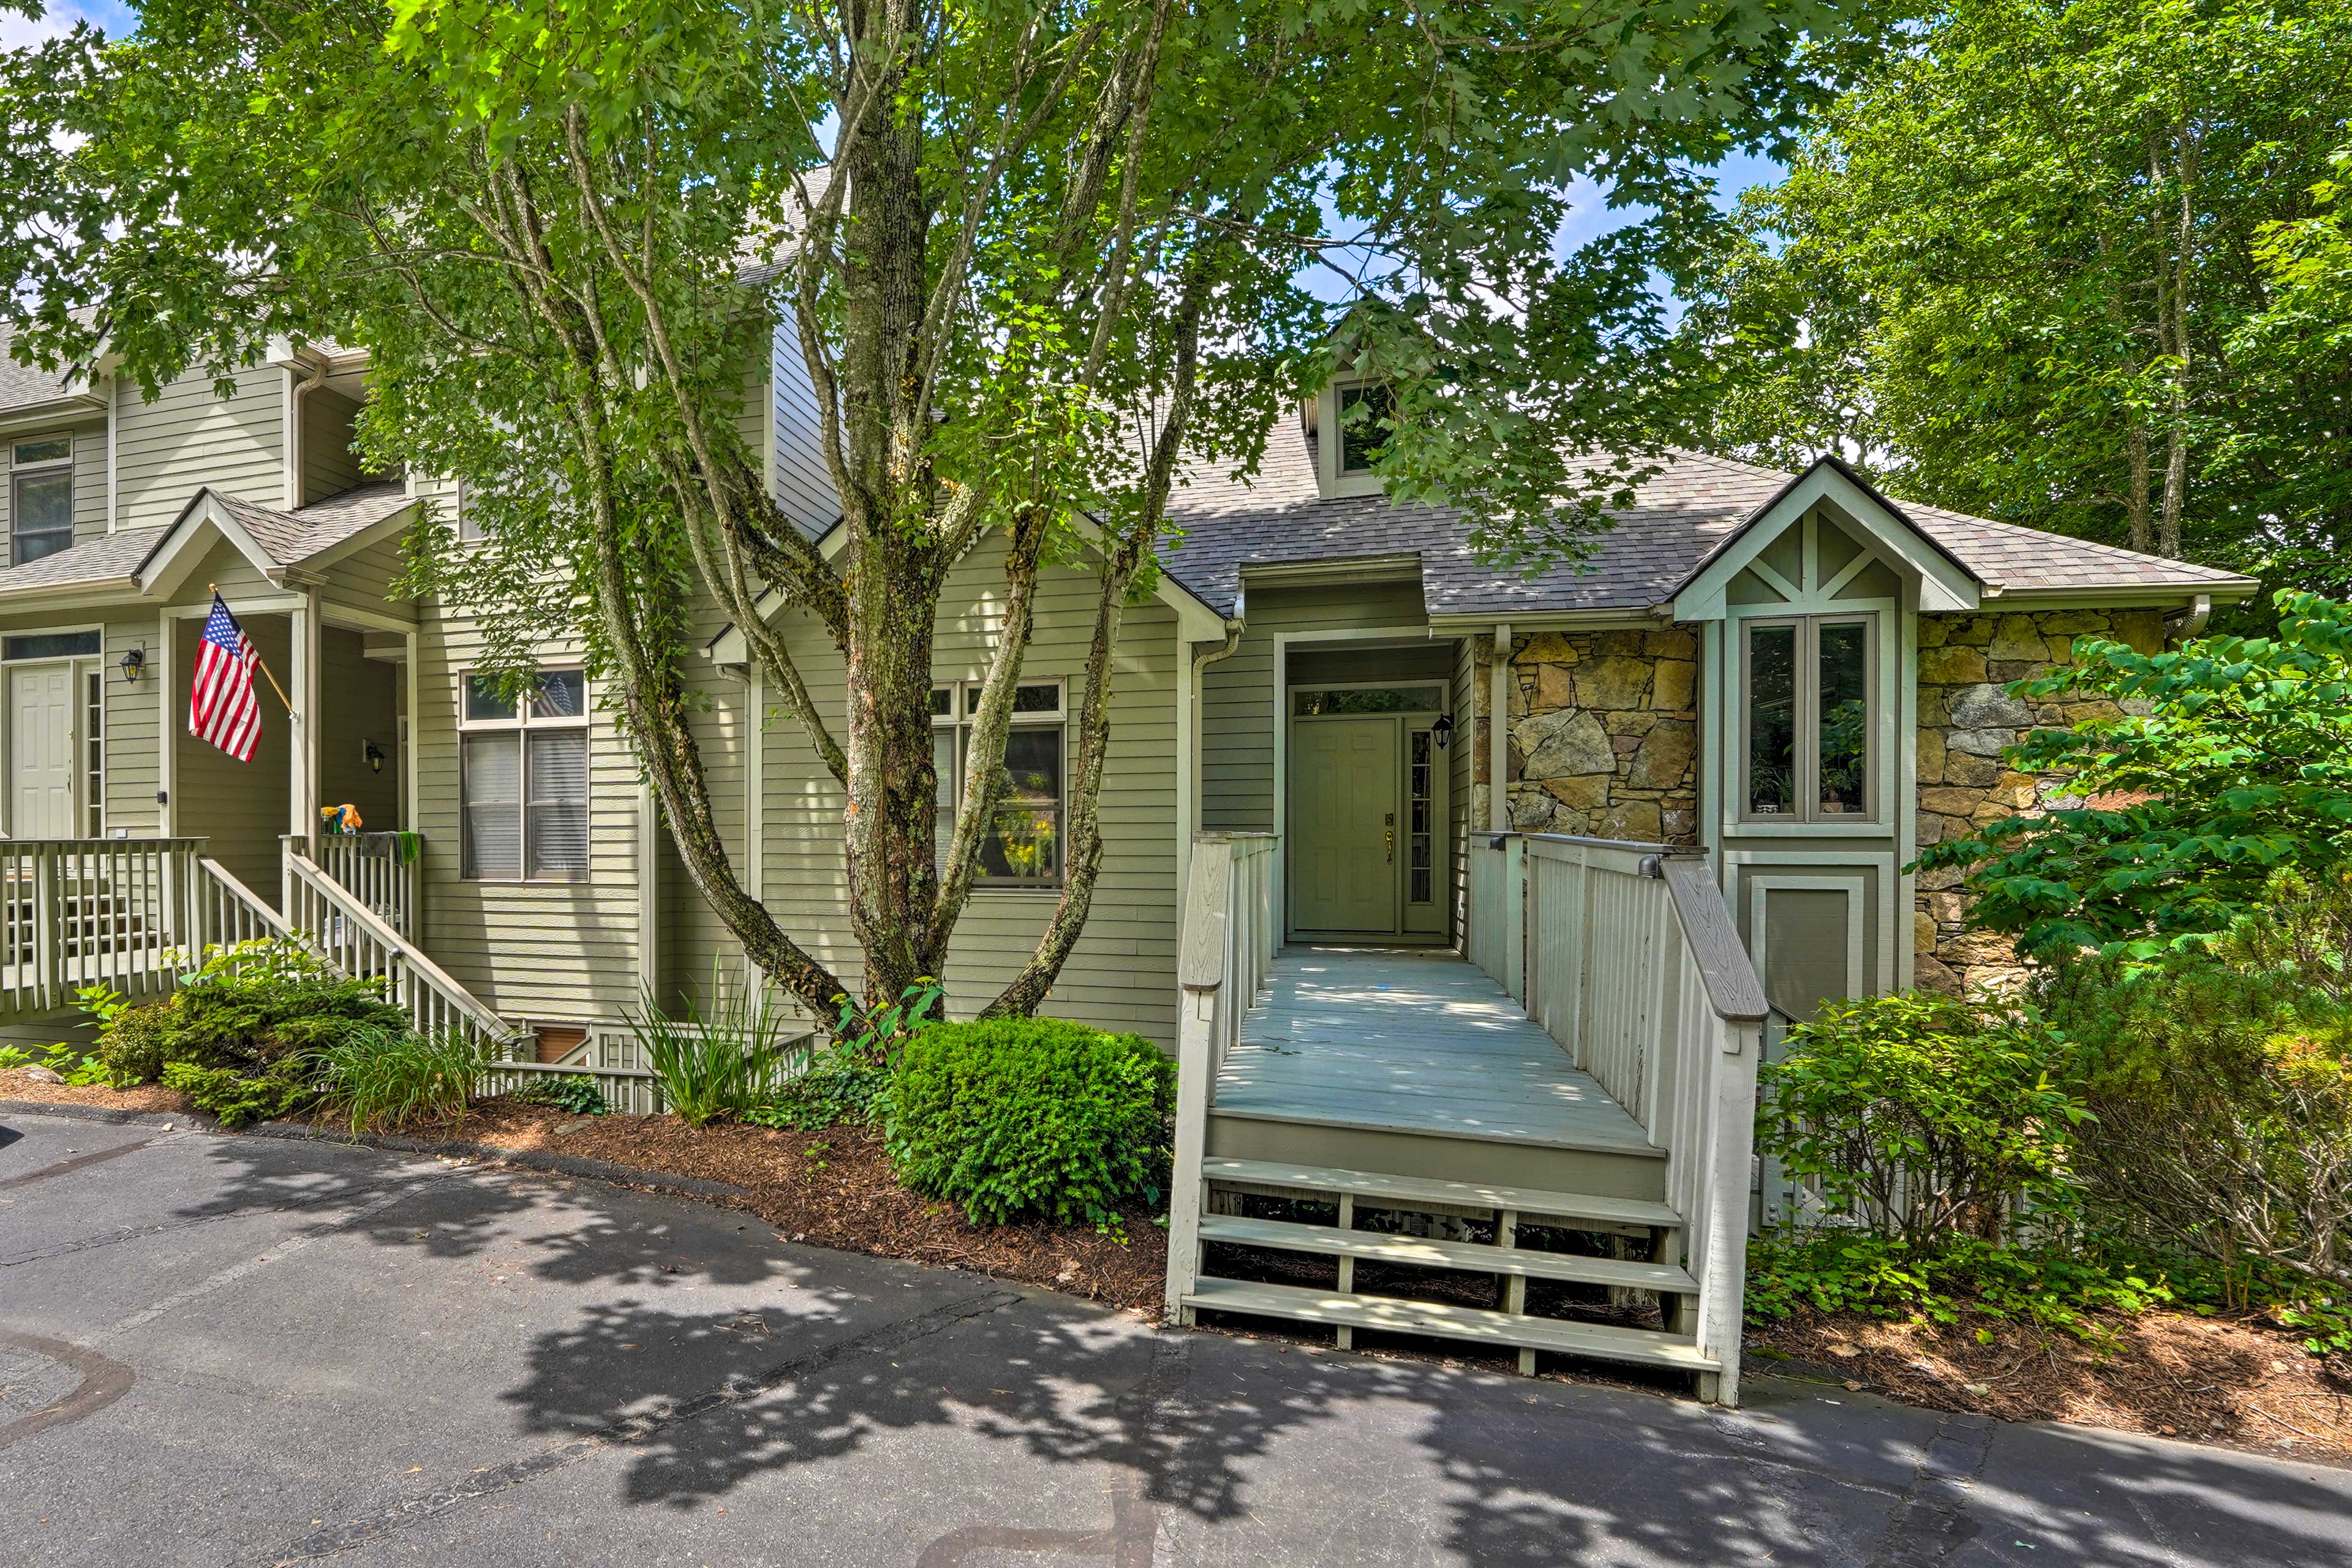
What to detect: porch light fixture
<box><xmin>118</xmin><ymin>644</ymin><xmax>145</xmax><ymax>685</ymax></box>
<box><xmin>1431</xmin><ymin>712</ymin><xmax>1454</xmax><ymax>748</ymax></box>
<box><xmin>364</xmin><ymin>739</ymin><xmax>386</xmax><ymax>774</ymax></box>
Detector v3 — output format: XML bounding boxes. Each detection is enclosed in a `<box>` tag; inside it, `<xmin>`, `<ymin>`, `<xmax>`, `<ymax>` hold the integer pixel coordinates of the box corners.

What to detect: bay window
<box><xmin>461</xmin><ymin>668</ymin><xmax>590</xmax><ymax>880</ymax></box>
<box><xmin>1743</xmin><ymin>616</ymin><xmax>1875</xmax><ymax>823</ymax></box>
<box><xmin>932</xmin><ymin>680</ymin><xmax>1066</xmax><ymax>887</ymax></box>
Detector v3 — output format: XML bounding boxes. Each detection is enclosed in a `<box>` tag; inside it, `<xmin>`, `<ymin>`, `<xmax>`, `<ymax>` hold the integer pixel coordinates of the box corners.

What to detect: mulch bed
<box><xmin>9</xmin><ymin>1065</ymin><xmax>2351</xmax><ymax>1462</ymax></box>
<box><xmin>1755</xmin><ymin>1306</ymin><xmax>2352</xmax><ymax>1463</ymax></box>
<box><xmin>0</xmin><ymin>1068</ymin><xmax>1166</xmax><ymax>1312</ymax></box>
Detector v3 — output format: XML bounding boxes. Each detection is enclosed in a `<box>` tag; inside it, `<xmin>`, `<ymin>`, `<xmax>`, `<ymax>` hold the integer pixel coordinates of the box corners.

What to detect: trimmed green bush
<box><xmin>1758</xmin><ymin>991</ymin><xmax>2089</xmax><ymax>1248</ymax></box>
<box><xmin>881</xmin><ymin>1018</ymin><xmax>1175</xmax><ymax>1228</ymax></box>
<box><xmin>162</xmin><ymin>1060</ymin><xmax>320</xmax><ymax>1128</ymax></box>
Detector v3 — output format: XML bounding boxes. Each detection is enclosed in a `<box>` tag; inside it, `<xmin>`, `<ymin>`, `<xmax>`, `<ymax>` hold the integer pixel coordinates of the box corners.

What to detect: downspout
<box><xmin>2165</xmin><ymin>593</ymin><xmax>2212</xmax><ymax>643</ymax></box>
<box><xmin>284</xmin><ymin>356</ymin><xmax>325</xmax><ymax>510</ymax></box>
<box><xmin>1488</xmin><ymin>622</ymin><xmax>1511</xmax><ymax>832</ymax></box>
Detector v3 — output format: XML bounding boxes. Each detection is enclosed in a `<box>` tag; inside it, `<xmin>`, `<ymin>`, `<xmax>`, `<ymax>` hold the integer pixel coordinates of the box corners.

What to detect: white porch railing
<box><xmin>294</xmin><ymin>833</ymin><xmax>422</xmax><ymax>943</ymax></box>
<box><xmin>0</xmin><ymin>838</ymin><xmax>208</xmax><ymax>1010</ymax></box>
<box><xmin>285</xmin><ymin>849</ymin><xmax>519</xmax><ymax>1057</ymax></box>
<box><xmin>1467</xmin><ymin>832</ymin><xmax>1768</xmax><ymax>1404</ymax></box>
<box><xmin>1164</xmin><ymin>831</ymin><xmax>1280</xmax><ymax>1319</ymax></box>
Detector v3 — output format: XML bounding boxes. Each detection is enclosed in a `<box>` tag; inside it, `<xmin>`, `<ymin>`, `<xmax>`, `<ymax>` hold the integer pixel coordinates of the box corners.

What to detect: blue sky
<box><xmin>0</xmin><ymin>1</ymin><xmax>134</xmax><ymax>47</ymax></box>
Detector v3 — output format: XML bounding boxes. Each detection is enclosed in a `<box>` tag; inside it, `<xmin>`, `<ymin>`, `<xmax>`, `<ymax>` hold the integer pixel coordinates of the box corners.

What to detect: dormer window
<box><xmin>1313</xmin><ymin>379</ymin><xmax>1395</xmax><ymax>497</ymax></box>
<box><xmin>1338</xmin><ymin>383</ymin><xmax>1395</xmax><ymax>474</ymax></box>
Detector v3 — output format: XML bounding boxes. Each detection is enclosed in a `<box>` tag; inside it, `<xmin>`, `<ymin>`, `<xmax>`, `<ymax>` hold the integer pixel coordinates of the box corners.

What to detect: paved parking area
<box><xmin>4</xmin><ymin>1105</ymin><xmax>2350</xmax><ymax>1567</ymax></box>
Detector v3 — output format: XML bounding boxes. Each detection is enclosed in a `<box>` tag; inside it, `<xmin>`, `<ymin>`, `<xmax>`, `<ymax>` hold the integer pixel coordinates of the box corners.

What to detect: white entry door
<box><xmin>10</xmin><ymin>663</ymin><xmax>77</xmax><ymax>838</ymax></box>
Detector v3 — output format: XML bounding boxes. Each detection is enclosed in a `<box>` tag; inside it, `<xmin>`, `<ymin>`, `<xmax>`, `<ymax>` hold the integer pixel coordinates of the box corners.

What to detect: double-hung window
<box><xmin>931</xmin><ymin>680</ymin><xmax>1066</xmax><ymax>887</ymax></box>
<box><xmin>460</xmin><ymin>669</ymin><xmax>590</xmax><ymax>880</ymax></box>
<box><xmin>10</xmin><ymin>435</ymin><xmax>74</xmax><ymax>565</ymax></box>
<box><xmin>1743</xmin><ymin>616</ymin><xmax>1875</xmax><ymax>822</ymax></box>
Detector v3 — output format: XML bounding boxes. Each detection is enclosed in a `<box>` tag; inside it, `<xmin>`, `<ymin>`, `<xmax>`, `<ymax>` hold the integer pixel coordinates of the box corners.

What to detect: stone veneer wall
<box><xmin>1913</xmin><ymin>606</ymin><xmax>2165</xmax><ymax>994</ymax></box>
<box><xmin>1475</xmin><ymin>628</ymin><xmax>1701</xmax><ymax>845</ymax></box>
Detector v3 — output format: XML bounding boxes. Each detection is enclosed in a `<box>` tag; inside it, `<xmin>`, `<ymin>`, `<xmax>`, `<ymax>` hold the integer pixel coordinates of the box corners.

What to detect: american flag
<box><xmin>191</xmin><ymin>595</ymin><xmax>262</xmax><ymax>761</ymax></box>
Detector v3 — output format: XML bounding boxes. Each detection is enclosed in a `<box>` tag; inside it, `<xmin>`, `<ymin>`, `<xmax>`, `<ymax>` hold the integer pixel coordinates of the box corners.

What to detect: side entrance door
<box><xmin>1287</xmin><ymin>715</ymin><xmax>1398</xmax><ymax>935</ymax></box>
<box><xmin>10</xmin><ymin>662</ymin><xmax>76</xmax><ymax>838</ymax></box>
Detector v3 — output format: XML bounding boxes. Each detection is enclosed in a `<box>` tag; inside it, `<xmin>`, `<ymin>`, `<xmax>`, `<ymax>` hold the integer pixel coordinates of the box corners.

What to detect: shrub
<box><xmin>882</xmin><ymin>1018</ymin><xmax>1175</xmax><ymax>1228</ymax></box>
<box><xmin>511</xmin><ymin>1074</ymin><xmax>611</xmax><ymax>1117</ymax></box>
<box><xmin>1915</xmin><ymin>590</ymin><xmax>2352</xmax><ymax>954</ymax></box>
<box><xmin>1758</xmin><ymin>991</ymin><xmax>2090</xmax><ymax>1248</ymax></box>
<box><xmin>748</xmin><ymin>1047</ymin><xmax>891</xmax><ymax>1131</ymax></box>
<box><xmin>628</xmin><ymin>968</ymin><xmax>799</xmax><ymax>1126</ymax></box>
<box><xmin>2040</xmin><ymin>908</ymin><xmax>2352</xmax><ymax>1293</ymax></box>
<box><xmin>162</xmin><ymin>1060</ymin><xmax>320</xmax><ymax>1128</ymax></box>
<box><xmin>85</xmin><ymin>939</ymin><xmax>409</xmax><ymax>1084</ymax></box>
<box><xmin>312</xmin><ymin>1025</ymin><xmax>491</xmax><ymax>1136</ymax></box>
<box><xmin>1745</xmin><ymin>1232</ymin><xmax>2171</xmax><ymax>1340</ymax></box>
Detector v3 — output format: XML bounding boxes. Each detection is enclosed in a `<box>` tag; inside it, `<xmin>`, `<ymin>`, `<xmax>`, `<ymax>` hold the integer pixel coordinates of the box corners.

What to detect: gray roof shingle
<box><xmin>1159</xmin><ymin>434</ymin><xmax>2255</xmax><ymax>619</ymax></box>
<box><xmin>0</xmin><ymin>330</ymin><xmax>89</xmax><ymax>415</ymax></box>
<box><xmin>0</xmin><ymin>481</ymin><xmax>414</xmax><ymax>598</ymax></box>
<box><xmin>0</xmin><ymin>527</ymin><xmax>169</xmax><ymax>594</ymax></box>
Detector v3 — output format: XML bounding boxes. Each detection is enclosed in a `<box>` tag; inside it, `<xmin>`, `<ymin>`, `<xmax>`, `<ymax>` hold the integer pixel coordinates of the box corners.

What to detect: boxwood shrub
<box><xmin>881</xmin><ymin>1018</ymin><xmax>1176</xmax><ymax>1227</ymax></box>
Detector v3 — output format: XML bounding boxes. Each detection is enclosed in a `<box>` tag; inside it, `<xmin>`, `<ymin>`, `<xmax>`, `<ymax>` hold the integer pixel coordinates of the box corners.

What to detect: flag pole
<box><xmin>208</xmin><ymin>584</ymin><xmax>295</xmax><ymax>713</ymax></box>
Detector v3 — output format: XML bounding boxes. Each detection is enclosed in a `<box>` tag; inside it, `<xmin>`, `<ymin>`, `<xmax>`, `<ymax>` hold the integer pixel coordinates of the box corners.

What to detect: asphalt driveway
<box><xmin>4</xmin><ymin>1105</ymin><xmax>2350</xmax><ymax>1568</ymax></box>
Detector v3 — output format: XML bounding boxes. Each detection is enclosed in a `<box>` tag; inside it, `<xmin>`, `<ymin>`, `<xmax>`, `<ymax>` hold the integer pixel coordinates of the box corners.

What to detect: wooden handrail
<box><xmin>1659</xmin><ymin>856</ymin><xmax>1768</xmax><ymax>1025</ymax></box>
<box><xmin>285</xmin><ymin>851</ymin><xmax>516</xmax><ymax>1045</ymax></box>
<box><xmin>198</xmin><ymin>856</ymin><xmax>293</xmax><ymax>939</ymax></box>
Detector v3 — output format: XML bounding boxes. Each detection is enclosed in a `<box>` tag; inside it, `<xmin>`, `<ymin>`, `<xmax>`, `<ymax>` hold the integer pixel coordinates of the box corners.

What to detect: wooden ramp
<box><xmin>1180</xmin><ymin>946</ymin><xmax>1709</xmax><ymax>1386</ymax></box>
<box><xmin>1213</xmin><ymin>948</ymin><xmax>1654</xmax><ymax>1153</ymax></box>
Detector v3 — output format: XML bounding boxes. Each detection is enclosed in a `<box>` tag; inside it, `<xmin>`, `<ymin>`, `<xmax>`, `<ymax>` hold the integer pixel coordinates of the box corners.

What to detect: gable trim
<box><xmin>136</xmin><ymin>490</ymin><xmax>288</xmax><ymax>598</ymax></box>
<box><xmin>1670</xmin><ymin>457</ymin><xmax>1981</xmax><ymax>620</ymax></box>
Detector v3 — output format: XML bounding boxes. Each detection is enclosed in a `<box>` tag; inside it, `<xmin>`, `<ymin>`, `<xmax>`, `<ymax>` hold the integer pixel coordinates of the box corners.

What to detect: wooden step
<box><xmin>1184</xmin><ymin>1277</ymin><xmax>1717</xmax><ymax>1371</ymax></box>
<box><xmin>1198</xmin><ymin>1214</ymin><xmax>1697</xmax><ymax>1294</ymax></box>
<box><xmin>1200</xmin><ymin>1156</ymin><xmax>1684</xmax><ymax>1231</ymax></box>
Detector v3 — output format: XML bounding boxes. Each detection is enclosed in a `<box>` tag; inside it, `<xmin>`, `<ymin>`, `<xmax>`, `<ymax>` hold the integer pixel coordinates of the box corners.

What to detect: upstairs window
<box><xmin>1743</xmin><ymin>616</ymin><xmax>1875</xmax><ymax>822</ymax></box>
<box><xmin>932</xmin><ymin>680</ymin><xmax>1065</xmax><ymax>887</ymax></box>
<box><xmin>1336</xmin><ymin>382</ymin><xmax>1395</xmax><ymax>475</ymax></box>
<box><xmin>460</xmin><ymin>668</ymin><xmax>590</xmax><ymax>880</ymax></box>
<box><xmin>10</xmin><ymin>435</ymin><xmax>73</xmax><ymax>565</ymax></box>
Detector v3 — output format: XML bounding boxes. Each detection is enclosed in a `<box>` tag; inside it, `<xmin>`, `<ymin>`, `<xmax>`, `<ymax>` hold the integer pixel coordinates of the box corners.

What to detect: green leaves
<box><xmin>1921</xmin><ymin>592</ymin><xmax>2352</xmax><ymax>952</ymax></box>
<box><xmin>1683</xmin><ymin>0</ymin><xmax>2352</xmax><ymax>598</ymax></box>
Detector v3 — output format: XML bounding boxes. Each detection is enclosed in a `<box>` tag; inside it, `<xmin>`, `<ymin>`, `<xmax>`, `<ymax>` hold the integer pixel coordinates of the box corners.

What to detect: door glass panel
<box><xmin>1763</xmin><ymin>886</ymin><xmax>1855</xmax><ymax>1021</ymax></box>
<box><xmin>1293</xmin><ymin>685</ymin><xmax>1444</xmax><ymax>716</ymax></box>
<box><xmin>1408</xmin><ymin>729</ymin><xmax>1433</xmax><ymax>904</ymax></box>
<box><xmin>1817</xmin><ymin>622</ymin><xmax>1870</xmax><ymax>815</ymax></box>
<box><xmin>1746</xmin><ymin>625</ymin><xmax>1798</xmax><ymax>815</ymax></box>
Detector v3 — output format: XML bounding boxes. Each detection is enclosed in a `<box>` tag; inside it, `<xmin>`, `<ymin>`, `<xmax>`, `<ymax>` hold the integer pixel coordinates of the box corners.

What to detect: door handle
<box><xmin>1385</xmin><ymin>829</ymin><xmax>1393</xmax><ymax>863</ymax></box>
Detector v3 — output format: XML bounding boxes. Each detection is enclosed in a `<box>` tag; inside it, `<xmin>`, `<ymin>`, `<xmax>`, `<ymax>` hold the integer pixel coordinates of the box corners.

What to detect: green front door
<box><xmin>1288</xmin><ymin>716</ymin><xmax>1398</xmax><ymax>935</ymax></box>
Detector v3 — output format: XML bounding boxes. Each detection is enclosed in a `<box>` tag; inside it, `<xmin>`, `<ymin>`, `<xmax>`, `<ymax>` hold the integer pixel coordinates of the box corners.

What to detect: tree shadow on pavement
<box><xmin>178</xmin><ymin>1134</ymin><xmax>2352</xmax><ymax>1568</ymax></box>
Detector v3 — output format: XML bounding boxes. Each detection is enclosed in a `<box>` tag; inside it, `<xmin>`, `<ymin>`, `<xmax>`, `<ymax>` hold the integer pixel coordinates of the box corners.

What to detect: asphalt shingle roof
<box><xmin>1159</xmin><ymin>432</ymin><xmax>2254</xmax><ymax>619</ymax></box>
<box><xmin>0</xmin><ymin>527</ymin><xmax>169</xmax><ymax>594</ymax></box>
<box><xmin>0</xmin><ymin>482</ymin><xmax>414</xmax><ymax>598</ymax></box>
<box><xmin>0</xmin><ymin>330</ymin><xmax>87</xmax><ymax>414</ymax></box>
<box><xmin>209</xmin><ymin>482</ymin><xmax>415</xmax><ymax>568</ymax></box>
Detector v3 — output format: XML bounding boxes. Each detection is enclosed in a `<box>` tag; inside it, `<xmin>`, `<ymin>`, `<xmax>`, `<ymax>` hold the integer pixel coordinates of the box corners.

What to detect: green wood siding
<box><xmin>1200</xmin><ymin>580</ymin><xmax>1430</xmax><ymax>832</ymax></box>
<box><xmin>747</xmin><ymin>533</ymin><xmax>1183</xmax><ymax>1044</ymax></box>
<box><xmin>116</xmin><ymin>366</ymin><xmax>284</xmax><ymax>528</ymax></box>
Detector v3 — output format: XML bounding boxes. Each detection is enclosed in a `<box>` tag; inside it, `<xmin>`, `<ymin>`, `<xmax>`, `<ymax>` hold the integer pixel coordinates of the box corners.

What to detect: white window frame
<box><xmin>457</xmin><ymin>666</ymin><xmax>592</xmax><ymax>883</ymax></box>
<box><xmin>9</xmin><ymin>432</ymin><xmax>75</xmax><ymax>567</ymax></box>
<box><xmin>1738</xmin><ymin>612</ymin><xmax>1880</xmax><ymax>827</ymax></box>
<box><xmin>932</xmin><ymin>677</ymin><xmax>1068</xmax><ymax>891</ymax></box>
<box><xmin>1313</xmin><ymin>380</ymin><xmax>1392</xmax><ymax>499</ymax></box>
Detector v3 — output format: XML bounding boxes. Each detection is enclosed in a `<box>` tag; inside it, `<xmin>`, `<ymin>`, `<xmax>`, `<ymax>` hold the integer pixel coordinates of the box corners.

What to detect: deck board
<box><xmin>1212</xmin><ymin>948</ymin><xmax>1654</xmax><ymax>1153</ymax></box>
